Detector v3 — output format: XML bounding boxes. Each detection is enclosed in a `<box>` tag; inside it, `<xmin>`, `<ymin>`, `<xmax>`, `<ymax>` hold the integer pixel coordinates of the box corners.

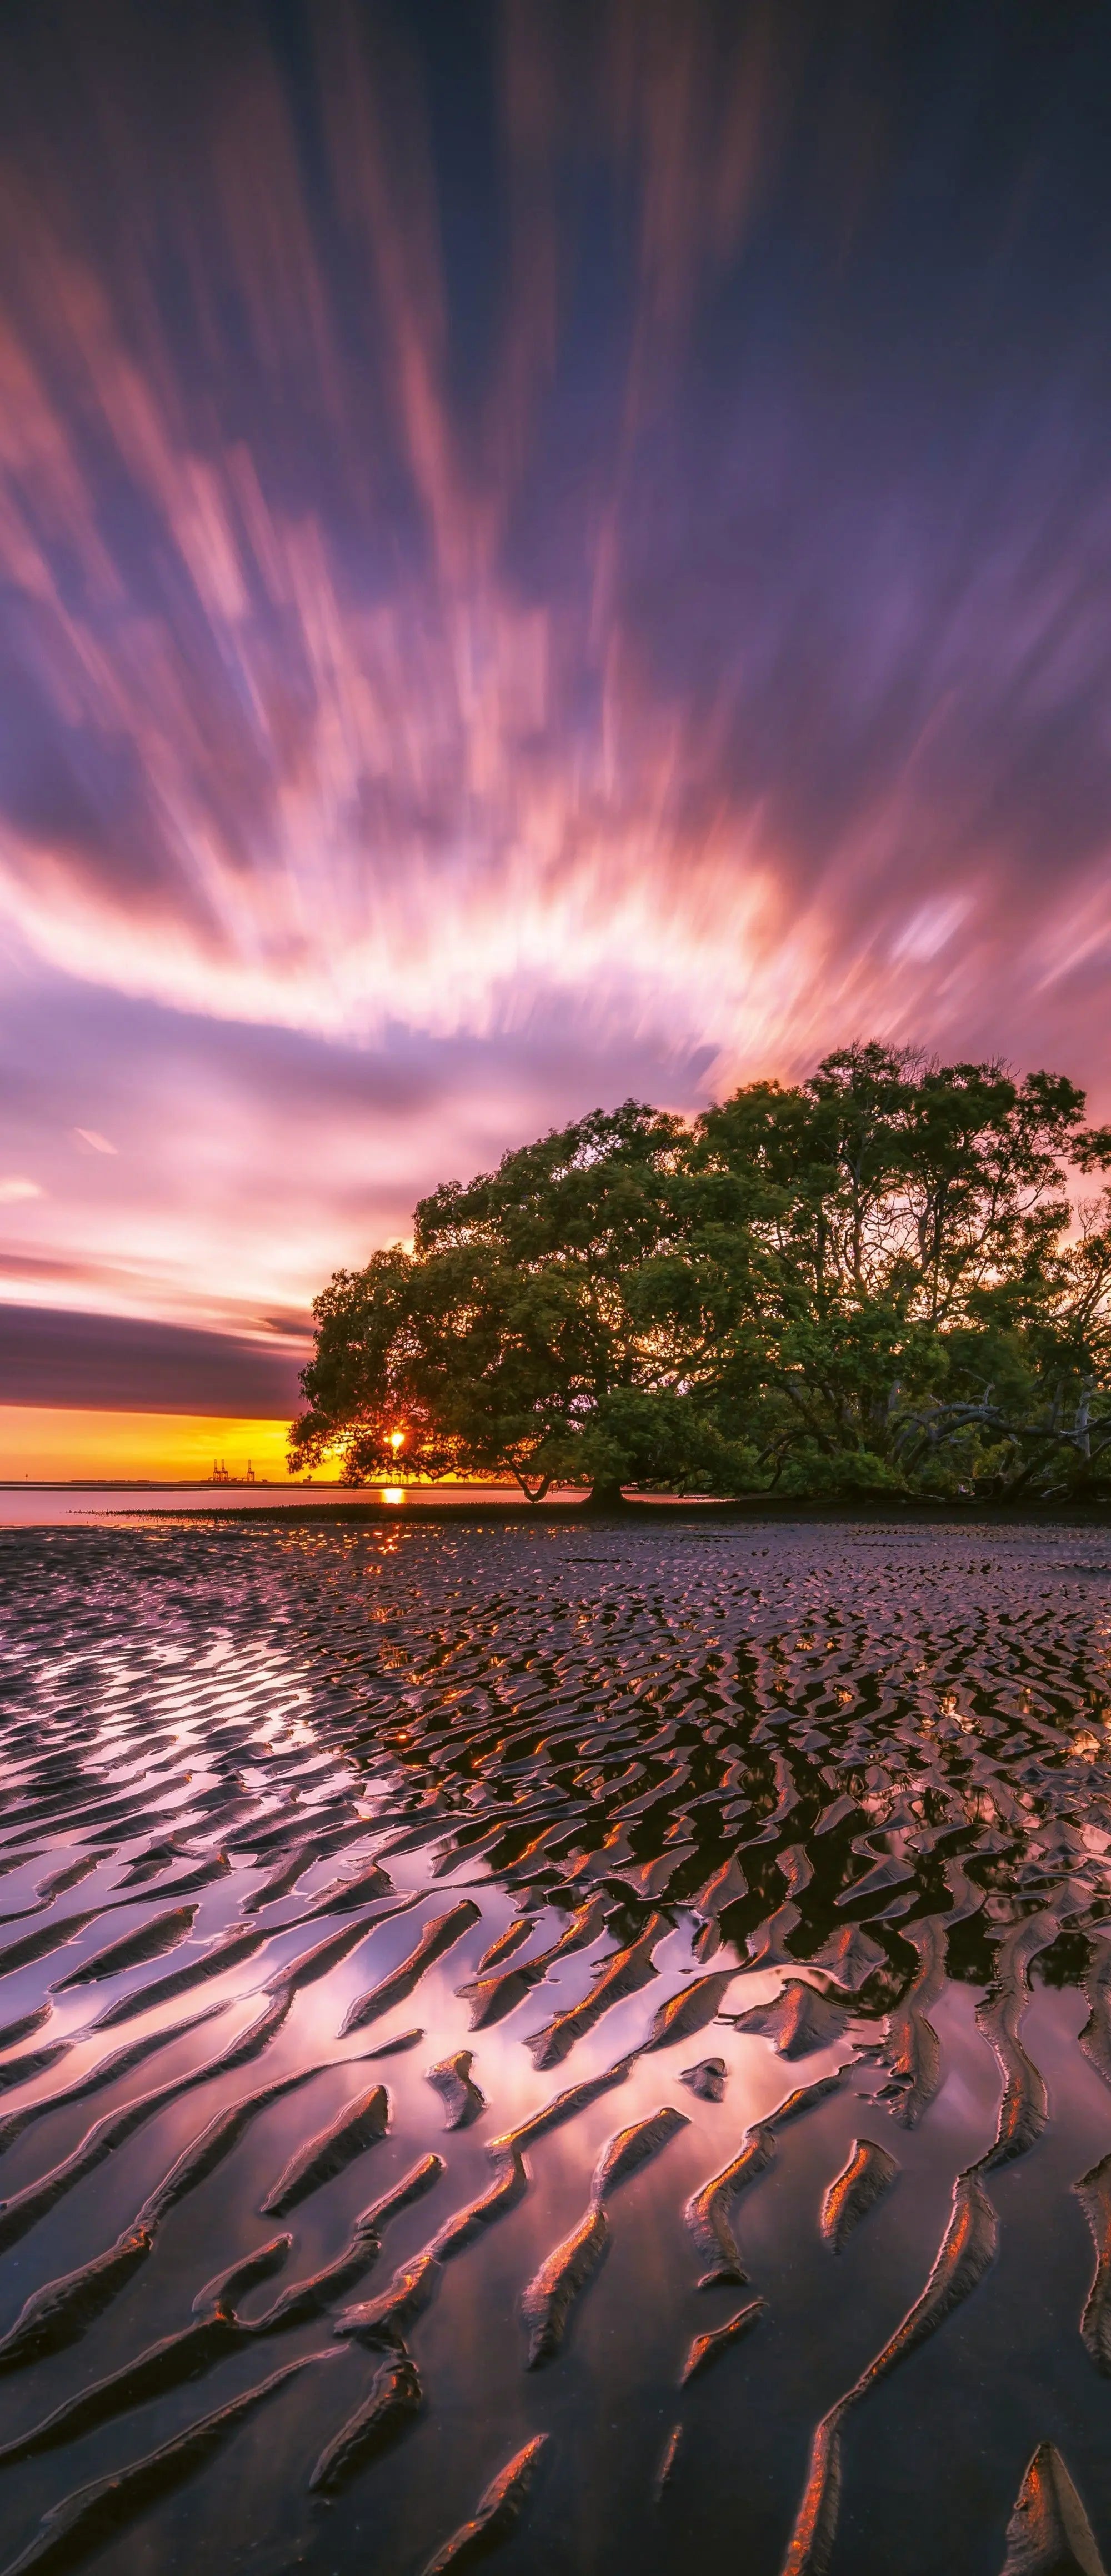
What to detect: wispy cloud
<box><xmin>0</xmin><ymin>0</ymin><xmax>1109</xmax><ymax>1390</ymax></box>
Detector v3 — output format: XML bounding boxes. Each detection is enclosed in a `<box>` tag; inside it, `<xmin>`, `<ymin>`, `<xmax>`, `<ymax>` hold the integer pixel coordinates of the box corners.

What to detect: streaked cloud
<box><xmin>0</xmin><ymin>0</ymin><xmax>1109</xmax><ymax>1431</ymax></box>
<box><xmin>0</xmin><ymin>1303</ymin><xmax>306</xmax><ymax>1415</ymax></box>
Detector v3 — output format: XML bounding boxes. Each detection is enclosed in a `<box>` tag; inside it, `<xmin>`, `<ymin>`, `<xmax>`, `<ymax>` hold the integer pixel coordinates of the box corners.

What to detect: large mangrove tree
<box><xmin>289</xmin><ymin>1044</ymin><xmax>1111</xmax><ymax>1500</ymax></box>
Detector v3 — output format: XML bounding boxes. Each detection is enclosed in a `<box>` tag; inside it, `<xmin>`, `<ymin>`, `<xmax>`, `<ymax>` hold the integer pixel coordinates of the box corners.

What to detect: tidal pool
<box><xmin>0</xmin><ymin>1517</ymin><xmax>1109</xmax><ymax>2576</ymax></box>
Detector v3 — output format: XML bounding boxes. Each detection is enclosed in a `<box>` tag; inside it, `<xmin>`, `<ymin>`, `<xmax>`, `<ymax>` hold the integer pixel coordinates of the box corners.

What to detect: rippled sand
<box><xmin>0</xmin><ymin>1517</ymin><xmax>1109</xmax><ymax>2575</ymax></box>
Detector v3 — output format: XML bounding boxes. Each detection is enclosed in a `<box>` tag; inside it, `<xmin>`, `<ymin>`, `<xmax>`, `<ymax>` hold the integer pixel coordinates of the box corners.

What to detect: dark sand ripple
<box><xmin>819</xmin><ymin>2137</ymin><xmax>899</xmax><ymax>2252</ymax></box>
<box><xmin>309</xmin><ymin>2344</ymin><xmax>423</xmax><ymax>2494</ymax></box>
<box><xmin>680</xmin><ymin>2293</ymin><xmax>766</xmax><ymax>2383</ymax></box>
<box><xmin>0</xmin><ymin>1517</ymin><xmax>1108</xmax><ymax>2573</ymax></box>
<box><xmin>782</xmin><ymin>2173</ymin><xmax>999</xmax><ymax>2574</ymax></box>
<box><xmin>1000</xmin><ymin>2443</ymin><xmax>1107</xmax><ymax>2574</ymax></box>
<box><xmin>684</xmin><ymin>2122</ymin><xmax>775</xmax><ymax>2287</ymax></box>
<box><xmin>420</xmin><ymin>2434</ymin><xmax>548</xmax><ymax>2573</ymax></box>
<box><xmin>0</xmin><ymin>2352</ymin><xmax>342</xmax><ymax>2576</ymax></box>
<box><xmin>260</xmin><ymin>2082</ymin><xmax>390</xmax><ymax>2215</ymax></box>
<box><xmin>520</xmin><ymin>2199</ymin><xmax>610</xmax><ymax>2367</ymax></box>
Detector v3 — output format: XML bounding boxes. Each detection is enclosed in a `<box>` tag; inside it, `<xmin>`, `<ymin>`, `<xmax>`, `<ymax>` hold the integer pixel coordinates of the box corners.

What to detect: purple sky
<box><xmin>2</xmin><ymin>0</ymin><xmax>1111</xmax><ymax>1414</ymax></box>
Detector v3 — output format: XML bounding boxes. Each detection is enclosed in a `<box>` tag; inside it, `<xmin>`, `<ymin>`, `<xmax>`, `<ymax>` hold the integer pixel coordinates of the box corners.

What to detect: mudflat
<box><xmin>0</xmin><ymin>1517</ymin><xmax>1108</xmax><ymax>2575</ymax></box>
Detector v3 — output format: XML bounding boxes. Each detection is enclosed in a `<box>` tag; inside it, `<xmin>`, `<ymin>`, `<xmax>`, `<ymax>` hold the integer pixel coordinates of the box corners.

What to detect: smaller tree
<box><xmin>692</xmin><ymin>1043</ymin><xmax>1111</xmax><ymax>1495</ymax></box>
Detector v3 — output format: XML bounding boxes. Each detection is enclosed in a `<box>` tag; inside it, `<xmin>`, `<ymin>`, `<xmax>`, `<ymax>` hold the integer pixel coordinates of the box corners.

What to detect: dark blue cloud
<box><xmin>0</xmin><ymin>1303</ymin><xmax>305</xmax><ymax>1414</ymax></box>
<box><xmin>0</xmin><ymin>0</ymin><xmax>1109</xmax><ymax>1414</ymax></box>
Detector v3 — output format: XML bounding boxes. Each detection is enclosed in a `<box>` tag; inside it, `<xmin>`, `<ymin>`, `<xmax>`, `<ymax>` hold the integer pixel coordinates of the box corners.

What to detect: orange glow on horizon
<box><xmin>0</xmin><ymin>1409</ymin><xmax>341</xmax><ymax>1484</ymax></box>
<box><xmin>0</xmin><ymin>0</ymin><xmax>1109</xmax><ymax>1444</ymax></box>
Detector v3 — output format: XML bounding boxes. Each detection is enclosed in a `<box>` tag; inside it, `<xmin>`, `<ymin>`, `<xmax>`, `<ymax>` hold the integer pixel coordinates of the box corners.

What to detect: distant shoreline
<box><xmin>4</xmin><ymin>1481</ymin><xmax>1111</xmax><ymax>1528</ymax></box>
<box><xmin>0</xmin><ymin>1483</ymin><xmax>353</xmax><ymax>1504</ymax></box>
<box><xmin>102</xmin><ymin>1494</ymin><xmax>1111</xmax><ymax>1526</ymax></box>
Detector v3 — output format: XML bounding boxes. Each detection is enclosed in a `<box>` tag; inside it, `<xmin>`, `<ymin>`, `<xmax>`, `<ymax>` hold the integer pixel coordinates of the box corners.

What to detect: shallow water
<box><xmin>0</xmin><ymin>1487</ymin><xmax>588</xmax><ymax>1526</ymax></box>
<box><xmin>0</xmin><ymin>1519</ymin><xmax>1109</xmax><ymax>2576</ymax></box>
<box><xmin>0</xmin><ymin>1488</ymin><xmax>509</xmax><ymax>1525</ymax></box>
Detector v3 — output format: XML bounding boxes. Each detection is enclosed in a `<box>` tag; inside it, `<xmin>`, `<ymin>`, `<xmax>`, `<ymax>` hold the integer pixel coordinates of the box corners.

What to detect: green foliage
<box><xmin>289</xmin><ymin>1046</ymin><xmax>1111</xmax><ymax>1500</ymax></box>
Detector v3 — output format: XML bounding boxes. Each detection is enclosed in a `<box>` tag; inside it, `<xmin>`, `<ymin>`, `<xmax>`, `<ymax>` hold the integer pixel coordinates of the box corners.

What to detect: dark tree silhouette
<box><xmin>290</xmin><ymin>1048</ymin><xmax>1111</xmax><ymax>1502</ymax></box>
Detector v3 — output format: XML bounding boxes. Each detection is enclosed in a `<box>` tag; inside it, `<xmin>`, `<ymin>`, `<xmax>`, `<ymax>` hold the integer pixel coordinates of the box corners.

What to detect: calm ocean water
<box><xmin>0</xmin><ymin>1488</ymin><xmax>519</xmax><ymax>1527</ymax></box>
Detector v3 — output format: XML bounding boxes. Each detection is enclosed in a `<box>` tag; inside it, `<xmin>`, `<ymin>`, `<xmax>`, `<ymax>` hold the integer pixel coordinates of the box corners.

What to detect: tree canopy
<box><xmin>289</xmin><ymin>1043</ymin><xmax>1111</xmax><ymax>1502</ymax></box>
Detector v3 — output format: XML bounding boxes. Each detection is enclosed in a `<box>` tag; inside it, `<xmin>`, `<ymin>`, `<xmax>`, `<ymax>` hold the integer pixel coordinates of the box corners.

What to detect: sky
<box><xmin>2</xmin><ymin>0</ymin><xmax>1111</xmax><ymax>1475</ymax></box>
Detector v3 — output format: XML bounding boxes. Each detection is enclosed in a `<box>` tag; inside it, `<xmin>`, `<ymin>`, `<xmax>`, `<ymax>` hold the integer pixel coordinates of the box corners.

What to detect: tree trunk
<box><xmin>584</xmin><ymin>1480</ymin><xmax>627</xmax><ymax>1510</ymax></box>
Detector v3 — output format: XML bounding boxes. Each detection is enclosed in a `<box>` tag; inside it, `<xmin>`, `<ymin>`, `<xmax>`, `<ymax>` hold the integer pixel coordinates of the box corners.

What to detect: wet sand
<box><xmin>0</xmin><ymin>1517</ymin><xmax>1108</xmax><ymax>2574</ymax></box>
